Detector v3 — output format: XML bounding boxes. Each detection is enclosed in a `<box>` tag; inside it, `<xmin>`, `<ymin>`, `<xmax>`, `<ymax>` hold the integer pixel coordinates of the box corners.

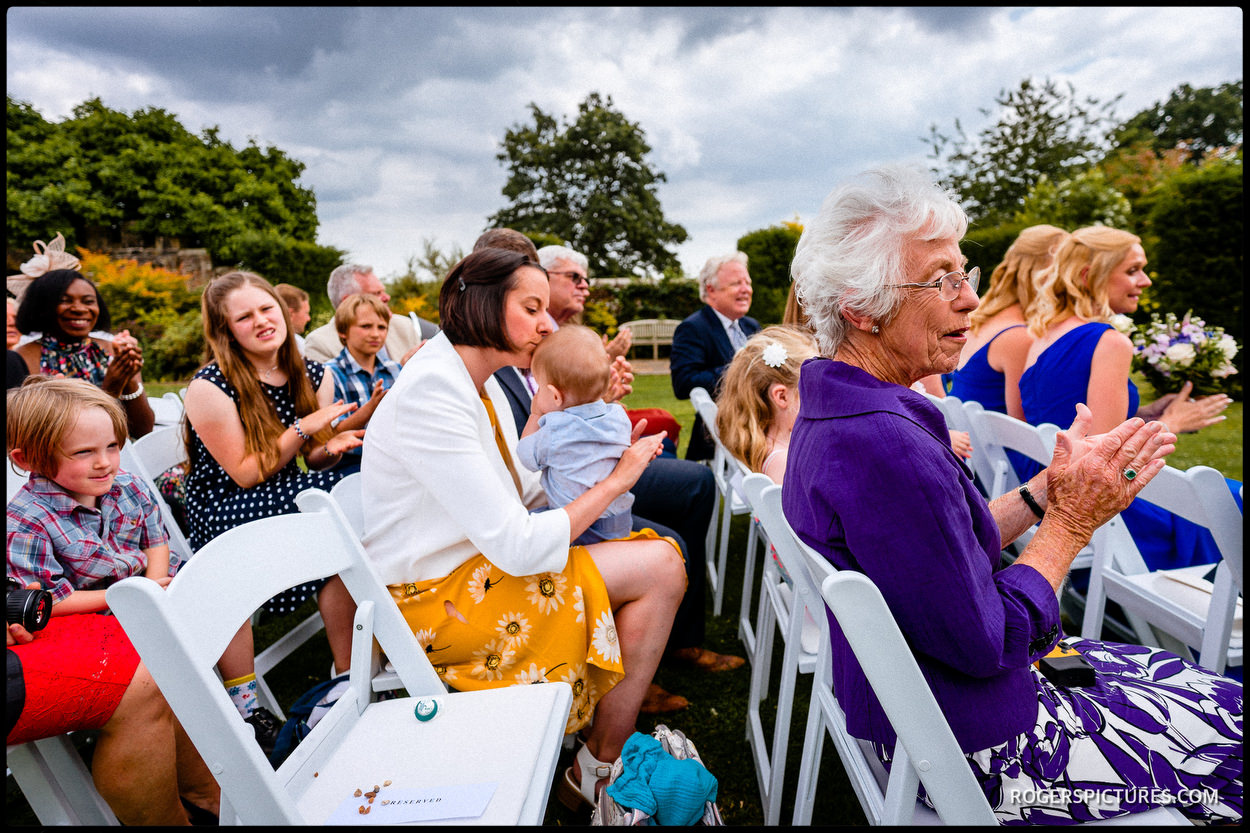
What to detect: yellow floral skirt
<box><xmin>389</xmin><ymin>529</ymin><xmax>681</xmax><ymax>734</ymax></box>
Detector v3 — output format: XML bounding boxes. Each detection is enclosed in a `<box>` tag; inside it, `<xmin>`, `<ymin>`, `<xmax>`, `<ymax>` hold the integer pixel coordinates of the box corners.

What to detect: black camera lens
<box><xmin>7</xmin><ymin>577</ymin><xmax>53</xmax><ymax>632</ymax></box>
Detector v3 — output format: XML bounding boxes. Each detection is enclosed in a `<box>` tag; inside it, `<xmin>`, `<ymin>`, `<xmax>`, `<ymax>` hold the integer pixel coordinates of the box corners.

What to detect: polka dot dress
<box><xmin>185</xmin><ymin>360</ymin><xmax>348</xmax><ymax>614</ymax></box>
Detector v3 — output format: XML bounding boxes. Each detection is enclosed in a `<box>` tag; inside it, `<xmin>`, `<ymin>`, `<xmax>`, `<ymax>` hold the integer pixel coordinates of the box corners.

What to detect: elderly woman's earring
<box><xmin>871</xmin><ymin>324</ymin><xmax>880</xmax><ymax>335</ymax></box>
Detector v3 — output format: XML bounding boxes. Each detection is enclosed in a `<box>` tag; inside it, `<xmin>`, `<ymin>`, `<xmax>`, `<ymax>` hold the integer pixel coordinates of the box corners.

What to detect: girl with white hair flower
<box><xmin>716</xmin><ymin>325</ymin><xmax>818</xmax><ymax>484</ymax></box>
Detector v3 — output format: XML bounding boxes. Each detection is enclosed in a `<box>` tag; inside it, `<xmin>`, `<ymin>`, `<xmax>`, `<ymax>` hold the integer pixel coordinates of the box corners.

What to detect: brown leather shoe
<box><xmin>669</xmin><ymin>646</ymin><xmax>746</xmax><ymax>672</ymax></box>
<box><xmin>639</xmin><ymin>682</ymin><xmax>689</xmax><ymax>714</ymax></box>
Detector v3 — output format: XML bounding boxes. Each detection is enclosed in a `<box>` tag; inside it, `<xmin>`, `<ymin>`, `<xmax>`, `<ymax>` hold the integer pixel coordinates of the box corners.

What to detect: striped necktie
<box><xmin>728</xmin><ymin>320</ymin><xmax>747</xmax><ymax>352</ymax></box>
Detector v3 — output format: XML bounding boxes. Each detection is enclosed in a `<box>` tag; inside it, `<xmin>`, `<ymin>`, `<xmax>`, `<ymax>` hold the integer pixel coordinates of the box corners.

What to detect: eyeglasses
<box><xmin>896</xmin><ymin>266</ymin><xmax>980</xmax><ymax>301</ymax></box>
<box><xmin>548</xmin><ymin>270</ymin><xmax>590</xmax><ymax>287</ymax></box>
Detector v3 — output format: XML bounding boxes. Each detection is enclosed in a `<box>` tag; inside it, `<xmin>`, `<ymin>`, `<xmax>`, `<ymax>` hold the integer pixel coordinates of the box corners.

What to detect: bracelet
<box><xmin>1018</xmin><ymin>483</ymin><xmax>1045</xmax><ymax>520</ymax></box>
<box><xmin>292</xmin><ymin>417</ymin><xmax>311</xmax><ymax>441</ymax></box>
<box><xmin>118</xmin><ymin>382</ymin><xmax>145</xmax><ymax>401</ymax></box>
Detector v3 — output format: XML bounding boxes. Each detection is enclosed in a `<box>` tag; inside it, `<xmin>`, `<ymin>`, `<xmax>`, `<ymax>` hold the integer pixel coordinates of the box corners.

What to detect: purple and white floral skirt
<box><xmin>874</xmin><ymin>638</ymin><xmax>1242</xmax><ymax>824</ymax></box>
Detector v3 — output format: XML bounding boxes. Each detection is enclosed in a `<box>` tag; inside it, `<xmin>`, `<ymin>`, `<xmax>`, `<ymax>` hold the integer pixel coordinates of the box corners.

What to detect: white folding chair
<box><xmin>741</xmin><ymin>474</ymin><xmax>831</xmax><ymax>825</ymax></box>
<box><xmin>803</xmin><ymin>569</ymin><xmax>1188</xmax><ymax>826</ymax></box>
<box><xmin>7</xmin><ymin>456</ymin><xmax>31</xmax><ymax>503</ymax></box>
<box><xmin>118</xmin><ymin>434</ymin><xmax>193</xmax><ymax>568</ymax></box>
<box><xmin>689</xmin><ymin>386</ymin><xmax>760</xmax><ymax>617</ymax></box>
<box><xmin>105</xmin><ymin>489</ymin><xmax>572</xmax><ymax>825</ymax></box>
<box><xmin>147</xmin><ymin>391</ymin><xmax>185</xmax><ymax>428</ymax></box>
<box><xmin>6</xmin><ymin>735</ymin><xmax>119</xmax><ymax>825</ymax></box>
<box><xmin>313</xmin><ymin>478</ymin><xmax>412</xmax><ymax>696</ymax></box>
<box><xmin>923</xmin><ymin>393</ymin><xmax>995</xmax><ymax>497</ymax></box>
<box><xmin>1081</xmin><ymin>464</ymin><xmax>1243</xmax><ymax>674</ymax></box>
<box><xmin>328</xmin><ymin>471</ymin><xmax>365</xmax><ymax>538</ymax></box>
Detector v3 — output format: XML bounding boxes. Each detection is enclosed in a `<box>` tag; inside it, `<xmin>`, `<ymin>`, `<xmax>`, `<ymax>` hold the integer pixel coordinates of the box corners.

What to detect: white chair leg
<box><xmin>712</xmin><ymin>497</ymin><xmax>733</xmax><ymax>615</ymax></box>
<box><xmin>791</xmin><ymin>691</ymin><xmax>826</xmax><ymax>826</ymax></box>
<box><xmin>739</xmin><ymin>519</ymin><xmax>762</xmax><ymax>649</ymax></box>
<box><xmin>7</xmin><ymin>734</ymin><xmax>120</xmax><ymax>825</ymax></box>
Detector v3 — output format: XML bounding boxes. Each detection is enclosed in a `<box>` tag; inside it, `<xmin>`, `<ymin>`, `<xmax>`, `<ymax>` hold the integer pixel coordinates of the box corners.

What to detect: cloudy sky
<box><xmin>6</xmin><ymin>6</ymin><xmax>1243</xmax><ymax>282</ymax></box>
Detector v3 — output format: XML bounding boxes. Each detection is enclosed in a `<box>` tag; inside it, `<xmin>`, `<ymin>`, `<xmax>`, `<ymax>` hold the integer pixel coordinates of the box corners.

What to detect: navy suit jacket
<box><xmin>670</xmin><ymin>305</ymin><xmax>760</xmax><ymax>459</ymax></box>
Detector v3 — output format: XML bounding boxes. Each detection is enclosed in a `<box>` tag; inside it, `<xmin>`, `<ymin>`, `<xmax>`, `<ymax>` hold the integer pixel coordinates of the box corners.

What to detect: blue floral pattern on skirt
<box><xmin>874</xmin><ymin>638</ymin><xmax>1242</xmax><ymax>824</ymax></box>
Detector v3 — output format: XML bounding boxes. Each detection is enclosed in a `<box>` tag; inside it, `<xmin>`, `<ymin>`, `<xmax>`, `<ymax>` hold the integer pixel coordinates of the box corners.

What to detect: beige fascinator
<box><xmin>7</xmin><ymin>233</ymin><xmax>82</xmax><ymax>303</ymax></box>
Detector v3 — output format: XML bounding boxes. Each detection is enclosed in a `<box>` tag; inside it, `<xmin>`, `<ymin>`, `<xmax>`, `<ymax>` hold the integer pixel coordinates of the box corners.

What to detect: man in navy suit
<box><xmin>670</xmin><ymin>252</ymin><xmax>760</xmax><ymax>461</ymax></box>
<box><xmin>485</xmin><ymin>235</ymin><xmax>744</xmax><ymax>710</ymax></box>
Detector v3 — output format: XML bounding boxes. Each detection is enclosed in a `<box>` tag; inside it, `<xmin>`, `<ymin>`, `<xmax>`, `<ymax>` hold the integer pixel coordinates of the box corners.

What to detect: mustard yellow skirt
<box><xmin>390</xmin><ymin>529</ymin><xmax>681</xmax><ymax>734</ymax></box>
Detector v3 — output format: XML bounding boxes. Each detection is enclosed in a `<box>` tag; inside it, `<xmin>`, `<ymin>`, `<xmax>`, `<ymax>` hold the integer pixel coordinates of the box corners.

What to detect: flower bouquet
<box><xmin>1114</xmin><ymin>311</ymin><xmax>1240</xmax><ymax>397</ymax></box>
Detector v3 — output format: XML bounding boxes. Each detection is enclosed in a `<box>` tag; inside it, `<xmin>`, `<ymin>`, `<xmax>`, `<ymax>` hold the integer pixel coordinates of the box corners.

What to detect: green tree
<box><xmin>736</xmin><ymin>221</ymin><xmax>803</xmax><ymax>325</ymax></box>
<box><xmin>6</xmin><ymin>96</ymin><xmax>340</xmax><ymax>289</ymax></box>
<box><xmin>926</xmin><ymin>78</ymin><xmax>1121</xmax><ymax>223</ymax></box>
<box><xmin>1112</xmin><ymin>81</ymin><xmax>1243</xmax><ymax>165</ymax></box>
<box><xmin>1014</xmin><ymin>170</ymin><xmax>1132</xmax><ymax>230</ymax></box>
<box><xmin>1139</xmin><ymin>156</ymin><xmax>1243</xmax><ymax>343</ymax></box>
<box><xmin>489</xmin><ymin>92</ymin><xmax>688</xmax><ymax>278</ymax></box>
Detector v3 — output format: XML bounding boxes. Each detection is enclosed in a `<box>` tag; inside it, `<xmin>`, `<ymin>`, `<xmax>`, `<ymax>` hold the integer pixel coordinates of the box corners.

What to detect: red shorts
<box><xmin>7</xmin><ymin>614</ymin><xmax>141</xmax><ymax>746</ymax></box>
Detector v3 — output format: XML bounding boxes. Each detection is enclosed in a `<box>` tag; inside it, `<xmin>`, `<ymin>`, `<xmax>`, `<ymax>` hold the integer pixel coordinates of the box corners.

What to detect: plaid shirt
<box><xmin>324</xmin><ymin>347</ymin><xmax>402</xmax><ymax>426</ymax></box>
<box><xmin>7</xmin><ymin>471</ymin><xmax>172</xmax><ymax>603</ymax></box>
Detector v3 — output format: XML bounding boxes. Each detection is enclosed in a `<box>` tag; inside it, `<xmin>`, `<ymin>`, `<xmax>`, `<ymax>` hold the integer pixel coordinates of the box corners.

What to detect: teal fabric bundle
<box><xmin>605</xmin><ymin>731</ymin><xmax>718</xmax><ymax>825</ymax></box>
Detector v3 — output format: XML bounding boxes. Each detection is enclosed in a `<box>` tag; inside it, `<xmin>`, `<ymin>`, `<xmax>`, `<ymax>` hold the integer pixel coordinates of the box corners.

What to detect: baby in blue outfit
<box><xmin>516</xmin><ymin>325</ymin><xmax>634</xmax><ymax>546</ymax></box>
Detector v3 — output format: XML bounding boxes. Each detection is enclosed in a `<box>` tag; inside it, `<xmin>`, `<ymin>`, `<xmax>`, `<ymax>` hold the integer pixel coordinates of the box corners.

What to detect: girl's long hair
<box><xmin>716</xmin><ymin>325</ymin><xmax>818</xmax><ymax>473</ymax></box>
<box><xmin>187</xmin><ymin>270</ymin><xmax>330</xmax><ymax>477</ymax></box>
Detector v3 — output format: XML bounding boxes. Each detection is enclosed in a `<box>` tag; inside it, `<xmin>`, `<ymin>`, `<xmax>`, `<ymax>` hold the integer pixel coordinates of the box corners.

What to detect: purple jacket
<box><xmin>781</xmin><ymin>358</ymin><xmax>1061</xmax><ymax>753</ymax></box>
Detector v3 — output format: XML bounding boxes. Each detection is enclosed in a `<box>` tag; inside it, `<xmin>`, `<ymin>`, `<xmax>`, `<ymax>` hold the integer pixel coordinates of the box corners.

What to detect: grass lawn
<box><xmin>9</xmin><ymin>372</ymin><xmax>1240</xmax><ymax>825</ymax></box>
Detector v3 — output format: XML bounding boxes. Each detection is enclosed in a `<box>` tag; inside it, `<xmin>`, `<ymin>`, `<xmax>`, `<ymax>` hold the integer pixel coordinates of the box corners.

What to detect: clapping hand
<box><xmin>1046</xmin><ymin>413</ymin><xmax>1176</xmax><ymax>541</ymax></box>
<box><xmin>606</xmin><ymin>355</ymin><xmax>634</xmax><ymax>402</ymax></box>
<box><xmin>603</xmin><ymin>327</ymin><xmax>632</xmax><ymax>360</ymax></box>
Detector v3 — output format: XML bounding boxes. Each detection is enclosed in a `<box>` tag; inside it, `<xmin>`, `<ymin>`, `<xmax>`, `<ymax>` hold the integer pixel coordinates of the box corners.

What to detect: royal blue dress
<box><xmin>1019</xmin><ymin>322</ymin><xmax>1240</xmax><ymax>573</ymax></box>
<box><xmin>949</xmin><ymin>324</ymin><xmax>1033</xmax><ymax>484</ymax></box>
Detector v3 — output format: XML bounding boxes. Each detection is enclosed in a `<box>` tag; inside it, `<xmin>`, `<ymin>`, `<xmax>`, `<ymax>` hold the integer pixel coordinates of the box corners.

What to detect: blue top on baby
<box><xmin>516</xmin><ymin>399</ymin><xmax>635</xmax><ymax>546</ymax></box>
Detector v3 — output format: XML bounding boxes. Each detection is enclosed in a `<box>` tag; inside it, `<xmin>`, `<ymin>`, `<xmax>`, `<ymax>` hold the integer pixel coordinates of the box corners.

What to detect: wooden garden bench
<box><xmin>620</xmin><ymin>318</ymin><xmax>681</xmax><ymax>359</ymax></box>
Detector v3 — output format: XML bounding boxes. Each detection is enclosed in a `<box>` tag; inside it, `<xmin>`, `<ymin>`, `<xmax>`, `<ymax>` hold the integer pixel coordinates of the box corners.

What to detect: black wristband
<box><xmin>1018</xmin><ymin>483</ymin><xmax>1045</xmax><ymax>520</ymax></box>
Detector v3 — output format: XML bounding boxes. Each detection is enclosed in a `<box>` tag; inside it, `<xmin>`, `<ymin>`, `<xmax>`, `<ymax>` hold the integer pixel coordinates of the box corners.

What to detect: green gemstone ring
<box><xmin>1122</xmin><ymin>467</ymin><xmax>1137</xmax><ymax>481</ymax></box>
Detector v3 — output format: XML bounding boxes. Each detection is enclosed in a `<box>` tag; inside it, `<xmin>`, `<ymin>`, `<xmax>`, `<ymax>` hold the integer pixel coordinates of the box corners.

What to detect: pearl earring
<box><xmin>871</xmin><ymin>325</ymin><xmax>880</xmax><ymax>335</ymax></box>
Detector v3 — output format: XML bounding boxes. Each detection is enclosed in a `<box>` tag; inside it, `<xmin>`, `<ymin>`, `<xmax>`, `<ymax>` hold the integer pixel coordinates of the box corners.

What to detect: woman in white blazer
<box><xmin>361</xmin><ymin>247</ymin><xmax>685</xmax><ymax>812</ymax></box>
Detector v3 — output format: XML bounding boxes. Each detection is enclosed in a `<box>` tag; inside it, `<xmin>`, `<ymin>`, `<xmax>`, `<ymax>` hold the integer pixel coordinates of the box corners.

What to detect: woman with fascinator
<box><xmin>12</xmin><ymin>235</ymin><xmax>155</xmax><ymax>437</ymax></box>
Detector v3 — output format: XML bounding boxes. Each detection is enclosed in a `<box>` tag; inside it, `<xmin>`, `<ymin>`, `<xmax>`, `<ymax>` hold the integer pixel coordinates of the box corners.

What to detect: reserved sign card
<box><xmin>325</xmin><ymin>781</ymin><xmax>498</xmax><ymax>824</ymax></box>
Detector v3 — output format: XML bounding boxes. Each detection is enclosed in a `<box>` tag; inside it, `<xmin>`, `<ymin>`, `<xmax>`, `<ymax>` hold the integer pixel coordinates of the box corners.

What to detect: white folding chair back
<box><xmin>963</xmin><ymin>406</ymin><xmax>1057</xmax><ymax>500</ymax></box>
<box><xmin>7</xmin><ymin>457</ymin><xmax>31</xmax><ymax>503</ymax></box>
<box><xmin>106</xmin><ymin>489</ymin><xmax>571</xmax><ymax>825</ymax></box>
<box><xmin>119</xmin><ymin>434</ymin><xmax>194</xmax><ymax>567</ymax></box>
<box><xmin>741</xmin><ymin>474</ymin><xmax>829</xmax><ymax>825</ymax></box>
<box><xmin>689</xmin><ymin>386</ymin><xmax>757</xmax><ymax>617</ymax></box>
<box><xmin>148</xmin><ymin>391</ymin><xmax>186</xmax><ymax>428</ymax></box>
<box><xmin>329</xmin><ymin>472</ymin><xmax>365</xmax><ymax>538</ymax></box>
<box><xmin>1082</xmin><ymin>464</ymin><xmax>1243</xmax><ymax>673</ymax></box>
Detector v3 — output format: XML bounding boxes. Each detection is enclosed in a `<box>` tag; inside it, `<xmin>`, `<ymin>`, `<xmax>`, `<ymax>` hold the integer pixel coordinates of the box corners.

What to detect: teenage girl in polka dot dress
<box><xmin>183</xmin><ymin>271</ymin><xmax>365</xmax><ymax>678</ymax></box>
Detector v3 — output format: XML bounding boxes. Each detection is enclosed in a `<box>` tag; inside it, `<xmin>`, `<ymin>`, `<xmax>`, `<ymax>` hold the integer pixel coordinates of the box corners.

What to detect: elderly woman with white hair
<box><xmin>783</xmin><ymin>165</ymin><xmax>1241</xmax><ymax>823</ymax></box>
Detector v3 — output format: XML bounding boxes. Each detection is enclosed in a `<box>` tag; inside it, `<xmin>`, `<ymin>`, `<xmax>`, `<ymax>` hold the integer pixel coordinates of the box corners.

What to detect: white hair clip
<box><xmin>761</xmin><ymin>341</ymin><xmax>788</xmax><ymax>368</ymax></box>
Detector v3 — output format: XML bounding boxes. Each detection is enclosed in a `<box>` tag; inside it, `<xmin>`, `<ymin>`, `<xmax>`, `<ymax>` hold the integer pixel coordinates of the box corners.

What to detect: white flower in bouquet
<box><xmin>1218</xmin><ymin>334</ymin><xmax>1239</xmax><ymax>362</ymax></box>
<box><xmin>1164</xmin><ymin>342</ymin><xmax>1197</xmax><ymax>367</ymax></box>
<box><xmin>1109</xmin><ymin>314</ymin><xmax>1135</xmax><ymax>334</ymax></box>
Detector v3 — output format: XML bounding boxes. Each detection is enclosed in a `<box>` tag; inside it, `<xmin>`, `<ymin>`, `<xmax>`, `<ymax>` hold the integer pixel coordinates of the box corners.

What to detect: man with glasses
<box><xmin>670</xmin><ymin>252</ymin><xmax>760</xmax><ymax>461</ymax></box>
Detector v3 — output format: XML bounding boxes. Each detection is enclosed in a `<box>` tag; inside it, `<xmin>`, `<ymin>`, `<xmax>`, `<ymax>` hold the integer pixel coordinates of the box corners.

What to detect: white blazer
<box><xmin>360</xmin><ymin>332</ymin><xmax>570</xmax><ymax>585</ymax></box>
